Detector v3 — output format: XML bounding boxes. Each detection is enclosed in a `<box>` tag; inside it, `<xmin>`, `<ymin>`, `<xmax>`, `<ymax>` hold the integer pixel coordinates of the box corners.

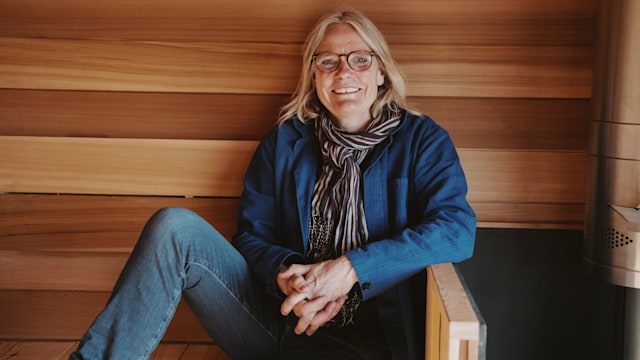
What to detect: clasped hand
<box><xmin>277</xmin><ymin>255</ymin><xmax>358</xmax><ymax>336</ymax></box>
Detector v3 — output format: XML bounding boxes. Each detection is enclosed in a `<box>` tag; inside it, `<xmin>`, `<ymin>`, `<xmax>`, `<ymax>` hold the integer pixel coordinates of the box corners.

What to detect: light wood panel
<box><xmin>461</xmin><ymin>150</ymin><xmax>586</xmax><ymax>203</ymax></box>
<box><xmin>0</xmin><ymin>0</ymin><xmax>596</xmax><ymax>46</ymax></box>
<box><xmin>0</xmin><ymin>137</ymin><xmax>586</xmax><ymax>202</ymax></box>
<box><xmin>0</xmin><ymin>39</ymin><xmax>592</xmax><ymax>98</ymax></box>
<box><xmin>0</xmin><ymin>341</ymin><xmax>77</xmax><ymax>360</ymax></box>
<box><xmin>0</xmin><ymin>194</ymin><xmax>585</xmax><ymax>261</ymax></box>
<box><xmin>0</xmin><ymin>90</ymin><xmax>589</xmax><ymax>151</ymax></box>
<box><xmin>0</xmin><ymin>39</ymin><xmax>300</xmax><ymax>95</ymax></box>
<box><xmin>0</xmin><ymin>195</ymin><xmax>238</xmax><ymax>240</ymax></box>
<box><xmin>179</xmin><ymin>345</ymin><xmax>230</xmax><ymax>360</ymax></box>
<box><xmin>0</xmin><ymin>137</ymin><xmax>253</xmax><ymax>197</ymax></box>
<box><xmin>0</xmin><ymin>290</ymin><xmax>211</xmax><ymax>342</ymax></box>
<box><xmin>426</xmin><ymin>263</ymin><xmax>485</xmax><ymax>360</ymax></box>
<box><xmin>0</xmin><ymin>90</ymin><xmax>284</xmax><ymax>140</ymax></box>
<box><xmin>0</xmin><ymin>341</ymin><xmax>227</xmax><ymax>360</ymax></box>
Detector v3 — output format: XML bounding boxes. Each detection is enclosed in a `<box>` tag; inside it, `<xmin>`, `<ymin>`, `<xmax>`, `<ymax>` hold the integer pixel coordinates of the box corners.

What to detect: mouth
<box><xmin>332</xmin><ymin>87</ymin><xmax>361</xmax><ymax>95</ymax></box>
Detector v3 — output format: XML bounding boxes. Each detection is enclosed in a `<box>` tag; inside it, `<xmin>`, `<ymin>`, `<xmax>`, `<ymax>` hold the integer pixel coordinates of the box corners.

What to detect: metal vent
<box><xmin>604</xmin><ymin>227</ymin><xmax>635</xmax><ymax>249</ymax></box>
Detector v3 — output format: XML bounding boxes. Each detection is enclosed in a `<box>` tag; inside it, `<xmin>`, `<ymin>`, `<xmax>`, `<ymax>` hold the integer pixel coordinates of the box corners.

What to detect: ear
<box><xmin>377</xmin><ymin>69</ymin><xmax>385</xmax><ymax>86</ymax></box>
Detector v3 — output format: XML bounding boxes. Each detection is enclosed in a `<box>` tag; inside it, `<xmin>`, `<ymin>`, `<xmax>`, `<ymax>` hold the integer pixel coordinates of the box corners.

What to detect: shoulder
<box><xmin>395</xmin><ymin>111</ymin><xmax>452</xmax><ymax>145</ymax></box>
<box><xmin>263</xmin><ymin>116</ymin><xmax>315</xmax><ymax>142</ymax></box>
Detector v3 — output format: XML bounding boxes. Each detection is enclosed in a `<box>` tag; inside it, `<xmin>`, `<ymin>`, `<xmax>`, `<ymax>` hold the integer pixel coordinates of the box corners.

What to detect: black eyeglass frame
<box><xmin>311</xmin><ymin>50</ymin><xmax>377</xmax><ymax>72</ymax></box>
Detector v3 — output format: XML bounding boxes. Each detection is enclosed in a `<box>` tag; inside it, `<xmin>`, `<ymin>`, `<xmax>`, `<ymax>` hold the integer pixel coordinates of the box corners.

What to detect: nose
<box><xmin>335</xmin><ymin>55</ymin><xmax>352</xmax><ymax>75</ymax></box>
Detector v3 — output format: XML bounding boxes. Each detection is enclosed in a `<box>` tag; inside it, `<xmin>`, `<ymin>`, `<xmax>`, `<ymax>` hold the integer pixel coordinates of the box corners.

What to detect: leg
<box><xmin>70</xmin><ymin>207</ymin><xmax>281</xmax><ymax>360</ymax></box>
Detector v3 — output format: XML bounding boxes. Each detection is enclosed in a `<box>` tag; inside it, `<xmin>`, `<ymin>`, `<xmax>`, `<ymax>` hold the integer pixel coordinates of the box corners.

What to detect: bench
<box><xmin>0</xmin><ymin>0</ymin><xmax>594</xmax><ymax>358</ymax></box>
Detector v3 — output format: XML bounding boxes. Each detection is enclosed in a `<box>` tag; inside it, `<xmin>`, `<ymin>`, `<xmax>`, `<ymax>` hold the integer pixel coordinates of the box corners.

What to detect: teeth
<box><xmin>333</xmin><ymin>87</ymin><xmax>360</xmax><ymax>94</ymax></box>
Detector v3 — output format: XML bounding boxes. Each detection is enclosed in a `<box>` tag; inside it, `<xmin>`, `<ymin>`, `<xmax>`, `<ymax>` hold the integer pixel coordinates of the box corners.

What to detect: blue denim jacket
<box><xmin>233</xmin><ymin>111</ymin><xmax>476</xmax><ymax>359</ymax></box>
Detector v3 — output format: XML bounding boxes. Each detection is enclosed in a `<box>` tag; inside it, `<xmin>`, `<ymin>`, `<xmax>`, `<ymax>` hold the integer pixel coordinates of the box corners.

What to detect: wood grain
<box><xmin>0</xmin><ymin>90</ymin><xmax>589</xmax><ymax>151</ymax></box>
<box><xmin>0</xmin><ymin>290</ymin><xmax>212</xmax><ymax>342</ymax></box>
<box><xmin>0</xmin><ymin>136</ymin><xmax>254</xmax><ymax>197</ymax></box>
<box><xmin>0</xmin><ymin>137</ymin><xmax>586</xmax><ymax>202</ymax></box>
<box><xmin>0</xmin><ymin>341</ymin><xmax>77</xmax><ymax>360</ymax></box>
<box><xmin>0</xmin><ymin>39</ymin><xmax>592</xmax><ymax>98</ymax></box>
<box><xmin>426</xmin><ymin>263</ymin><xmax>484</xmax><ymax>360</ymax></box>
<box><xmin>0</xmin><ymin>342</ymin><xmax>228</xmax><ymax>360</ymax></box>
<box><xmin>0</xmin><ymin>194</ymin><xmax>238</xmax><ymax>240</ymax></box>
<box><xmin>0</xmin><ymin>0</ymin><xmax>596</xmax><ymax>46</ymax></box>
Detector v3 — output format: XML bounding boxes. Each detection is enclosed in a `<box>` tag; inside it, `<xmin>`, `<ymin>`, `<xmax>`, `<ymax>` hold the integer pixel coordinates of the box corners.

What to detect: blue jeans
<box><xmin>69</xmin><ymin>207</ymin><xmax>283</xmax><ymax>360</ymax></box>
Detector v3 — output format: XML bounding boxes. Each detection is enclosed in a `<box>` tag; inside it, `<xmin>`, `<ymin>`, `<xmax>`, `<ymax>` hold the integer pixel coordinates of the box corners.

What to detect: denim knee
<box><xmin>136</xmin><ymin>207</ymin><xmax>222</xmax><ymax>255</ymax></box>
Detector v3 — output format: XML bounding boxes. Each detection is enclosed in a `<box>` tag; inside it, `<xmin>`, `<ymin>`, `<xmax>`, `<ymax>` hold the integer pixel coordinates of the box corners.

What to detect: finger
<box><xmin>304</xmin><ymin>300</ymin><xmax>338</xmax><ymax>336</ymax></box>
<box><xmin>280</xmin><ymin>291</ymin><xmax>309</xmax><ymax>316</ymax></box>
<box><xmin>289</xmin><ymin>273</ymin><xmax>307</xmax><ymax>292</ymax></box>
<box><xmin>293</xmin><ymin>296</ymin><xmax>330</xmax><ymax>335</ymax></box>
<box><xmin>278</xmin><ymin>263</ymin><xmax>309</xmax><ymax>278</ymax></box>
<box><xmin>304</xmin><ymin>296</ymin><xmax>348</xmax><ymax>336</ymax></box>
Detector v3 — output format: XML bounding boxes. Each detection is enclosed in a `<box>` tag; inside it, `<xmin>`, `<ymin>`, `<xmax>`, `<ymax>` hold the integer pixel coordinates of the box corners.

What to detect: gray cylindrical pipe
<box><xmin>584</xmin><ymin>0</ymin><xmax>640</xmax><ymax>287</ymax></box>
<box><xmin>585</xmin><ymin>1</ymin><xmax>640</xmax><ymax>359</ymax></box>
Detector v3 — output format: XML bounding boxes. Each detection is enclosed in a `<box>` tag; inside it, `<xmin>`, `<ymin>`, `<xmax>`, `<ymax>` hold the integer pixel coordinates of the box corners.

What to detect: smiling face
<box><xmin>313</xmin><ymin>24</ymin><xmax>385</xmax><ymax>132</ymax></box>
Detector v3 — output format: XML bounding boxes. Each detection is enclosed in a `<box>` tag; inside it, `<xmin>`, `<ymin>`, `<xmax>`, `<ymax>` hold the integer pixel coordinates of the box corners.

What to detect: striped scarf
<box><xmin>307</xmin><ymin>106</ymin><xmax>401</xmax><ymax>326</ymax></box>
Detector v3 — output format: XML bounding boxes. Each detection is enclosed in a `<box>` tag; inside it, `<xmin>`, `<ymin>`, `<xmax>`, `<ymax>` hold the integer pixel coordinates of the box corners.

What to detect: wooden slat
<box><xmin>426</xmin><ymin>263</ymin><xmax>485</xmax><ymax>360</ymax></box>
<box><xmin>0</xmin><ymin>196</ymin><xmax>584</xmax><ymax>250</ymax></box>
<box><xmin>0</xmin><ymin>195</ymin><xmax>238</xmax><ymax>241</ymax></box>
<box><xmin>0</xmin><ymin>137</ymin><xmax>586</xmax><ymax>202</ymax></box>
<box><xmin>0</xmin><ymin>290</ymin><xmax>212</xmax><ymax>342</ymax></box>
<box><xmin>0</xmin><ymin>250</ymin><xmax>127</xmax><ymax>291</ymax></box>
<box><xmin>473</xmin><ymin>202</ymin><xmax>584</xmax><ymax>230</ymax></box>
<box><xmin>0</xmin><ymin>90</ymin><xmax>284</xmax><ymax>140</ymax></box>
<box><xmin>0</xmin><ymin>342</ymin><xmax>226</xmax><ymax>360</ymax></box>
<box><xmin>0</xmin><ymin>39</ymin><xmax>300</xmax><ymax>95</ymax></box>
<box><xmin>0</xmin><ymin>341</ymin><xmax>77</xmax><ymax>360</ymax></box>
<box><xmin>0</xmin><ymin>194</ymin><xmax>584</xmax><ymax>261</ymax></box>
<box><xmin>461</xmin><ymin>150</ymin><xmax>586</xmax><ymax>204</ymax></box>
<box><xmin>0</xmin><ymin>90</ymin><xmax>589</xmax><ymax>151</ymax></box>
<box><xmin>0</xmin><ymin>0</ymin><xmax>597</xmax><ymax>46</ymax></box>
<box><xmin>180</xmin><ymin>345</ymin><xmax>230</xmax><ymax>360</ymax></box>
<box><xmin>0</xmin><ymin>137</ymin><xmax>253</xmax><ymax>197</ymax></box>
<box><xmin>394</xmin><ymin>45</ymin><xmax>592</xmax><ymax>98</ymax></box>
<box><xmin>0</xmin><ymin>39</ymin><xmax>592</xmax><ymax>98</ymax></box>
<box><xmin>150</xmin><ymin>344</ymin><xmax>189</xmax><ymax>359</ymax></box>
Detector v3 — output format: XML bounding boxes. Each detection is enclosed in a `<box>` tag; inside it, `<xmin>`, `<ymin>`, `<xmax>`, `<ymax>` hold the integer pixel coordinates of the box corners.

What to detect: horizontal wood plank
<box><xmin>0</xmin><ymin>39</ymin><xmax>593</xmax><ymax>98</ymax></box>
<box><xmin>0</xmin><ymin>195</ymin><xmax>238</xmax><ymax>240</ymax></box>
<box><xmin>0</xmin><ymin>0</ymin><xmax>596</xmax><ymax>46</ymax></box>
<box><xmin>461</xmin><ymin>150</ymin><xmax>586</xmax><ymax>204</ymax></box>
<box><xmin>0</xmin><ymin>290</ymin><xmax>212</xmax><ymax>342</ymax></box>
<box><xmin>0</xmin><ymin>193</ymin><xmax>584</xmax><ymax>256</ymax></box>
<box><xmin>0</xmin><ymin>137</ymin><xmax>254</xmax><ymax>197</ymax></box>
<box><xmin>0</xmin><ymin>137</ymin><xmax>587</xmax><ymax>203</ymax></box>
<box><xmin>0</xmin><ymin>341</ymin><xmax>77</xmax><ymax>359</ymax></box>
<box><xmin>0</xmin><ymin>90</ymin><xmax>283</xmax><ymax>140</ymax></box>
<box><xmin>0</xmin><ymin>90</ymin><xmax>589</xmax><ymax>151</ymax></box>
<box><xmin>0</xmin><ymin>341</ymin><xmax>228</xmax><ymax>360</ymax></box>
<box><xmin>179</xmin><ymin>345</ymin><xmax>230</xmax><ymax>360</ymax></box>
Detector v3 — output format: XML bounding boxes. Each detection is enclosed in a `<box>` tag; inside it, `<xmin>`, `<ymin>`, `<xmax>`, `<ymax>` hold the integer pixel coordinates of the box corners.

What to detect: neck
<box><xmin>332</xmin><ymin>115</ymin><xmax>372</xmax><ymax>133</ymax></box>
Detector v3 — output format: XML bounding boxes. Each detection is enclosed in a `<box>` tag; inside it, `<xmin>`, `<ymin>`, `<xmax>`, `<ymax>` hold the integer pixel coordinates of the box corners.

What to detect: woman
<box><xmin>70</xmin><ymin>8</ymin><xmax>475</xmax><ymax>360</ymax></box>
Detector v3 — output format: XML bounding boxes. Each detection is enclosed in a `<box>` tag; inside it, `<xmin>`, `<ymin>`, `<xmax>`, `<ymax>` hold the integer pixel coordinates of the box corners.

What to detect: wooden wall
<box><xmin>0</xmin><ymin>0</ymin><xmax>595</xmax><ymax>343</ymax></box>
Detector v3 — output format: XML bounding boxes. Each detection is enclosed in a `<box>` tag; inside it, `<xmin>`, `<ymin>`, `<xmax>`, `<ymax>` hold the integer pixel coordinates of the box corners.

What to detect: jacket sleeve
<box><xmin>232</xmin><ymin>129</ymin><xmax>305</xmax><ymax>299</ymax></box>
<box><xmin>346</xmin><ymin>120</ymin><xmax>476</xmax><ymax>300</ymax></box>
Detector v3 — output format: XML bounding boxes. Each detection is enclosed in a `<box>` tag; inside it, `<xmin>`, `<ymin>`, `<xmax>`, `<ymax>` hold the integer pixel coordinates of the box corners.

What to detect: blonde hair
<box><xmin>277</xmin><ymin>8</ymin><xmax>418</xmax><ymax>124</ymax></box>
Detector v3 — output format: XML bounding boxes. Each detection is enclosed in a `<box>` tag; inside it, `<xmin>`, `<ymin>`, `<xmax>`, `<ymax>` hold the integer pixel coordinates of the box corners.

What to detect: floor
<box><xmin>0</xmin><ymin>341</ymin><xmax>230</xmax><ymax>360</ymax></box>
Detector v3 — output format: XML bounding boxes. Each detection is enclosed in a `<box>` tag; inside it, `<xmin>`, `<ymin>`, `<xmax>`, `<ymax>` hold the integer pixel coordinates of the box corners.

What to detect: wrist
<box><xmin>337</xmin><ymin>255</ymin><xmax>358</xmax><ymax>286</ymax></box>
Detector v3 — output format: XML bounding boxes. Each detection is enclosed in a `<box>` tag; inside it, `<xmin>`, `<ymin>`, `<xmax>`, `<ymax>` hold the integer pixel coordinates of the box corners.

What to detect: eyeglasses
<box><xmin>312</xmin><ymin>50</ymin><xmax>376</xmax><ymax>72</ymax></box>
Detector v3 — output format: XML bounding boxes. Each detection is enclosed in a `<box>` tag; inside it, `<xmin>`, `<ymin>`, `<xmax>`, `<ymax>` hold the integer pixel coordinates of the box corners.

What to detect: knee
<box><xmin>140</xmin><ymin>207</ymin><xmax>210</xmax><ymax>248</ymax></box>
<box><xmin>149</xmin><ymin>207</ymin><xmax>198</xmax><ymax>228</ymax></box>
<box><xmin>144</xmin><ymin>206</ymin><xmax>227</xmax><ymax>246</ymax></box>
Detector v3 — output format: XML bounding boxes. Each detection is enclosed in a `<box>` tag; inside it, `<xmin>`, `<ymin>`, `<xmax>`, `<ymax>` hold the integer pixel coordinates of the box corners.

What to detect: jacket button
<box><xmin>362</xmin><ymin>282</ymin><xmax>371</xmax><ymax>291</ymax></box>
